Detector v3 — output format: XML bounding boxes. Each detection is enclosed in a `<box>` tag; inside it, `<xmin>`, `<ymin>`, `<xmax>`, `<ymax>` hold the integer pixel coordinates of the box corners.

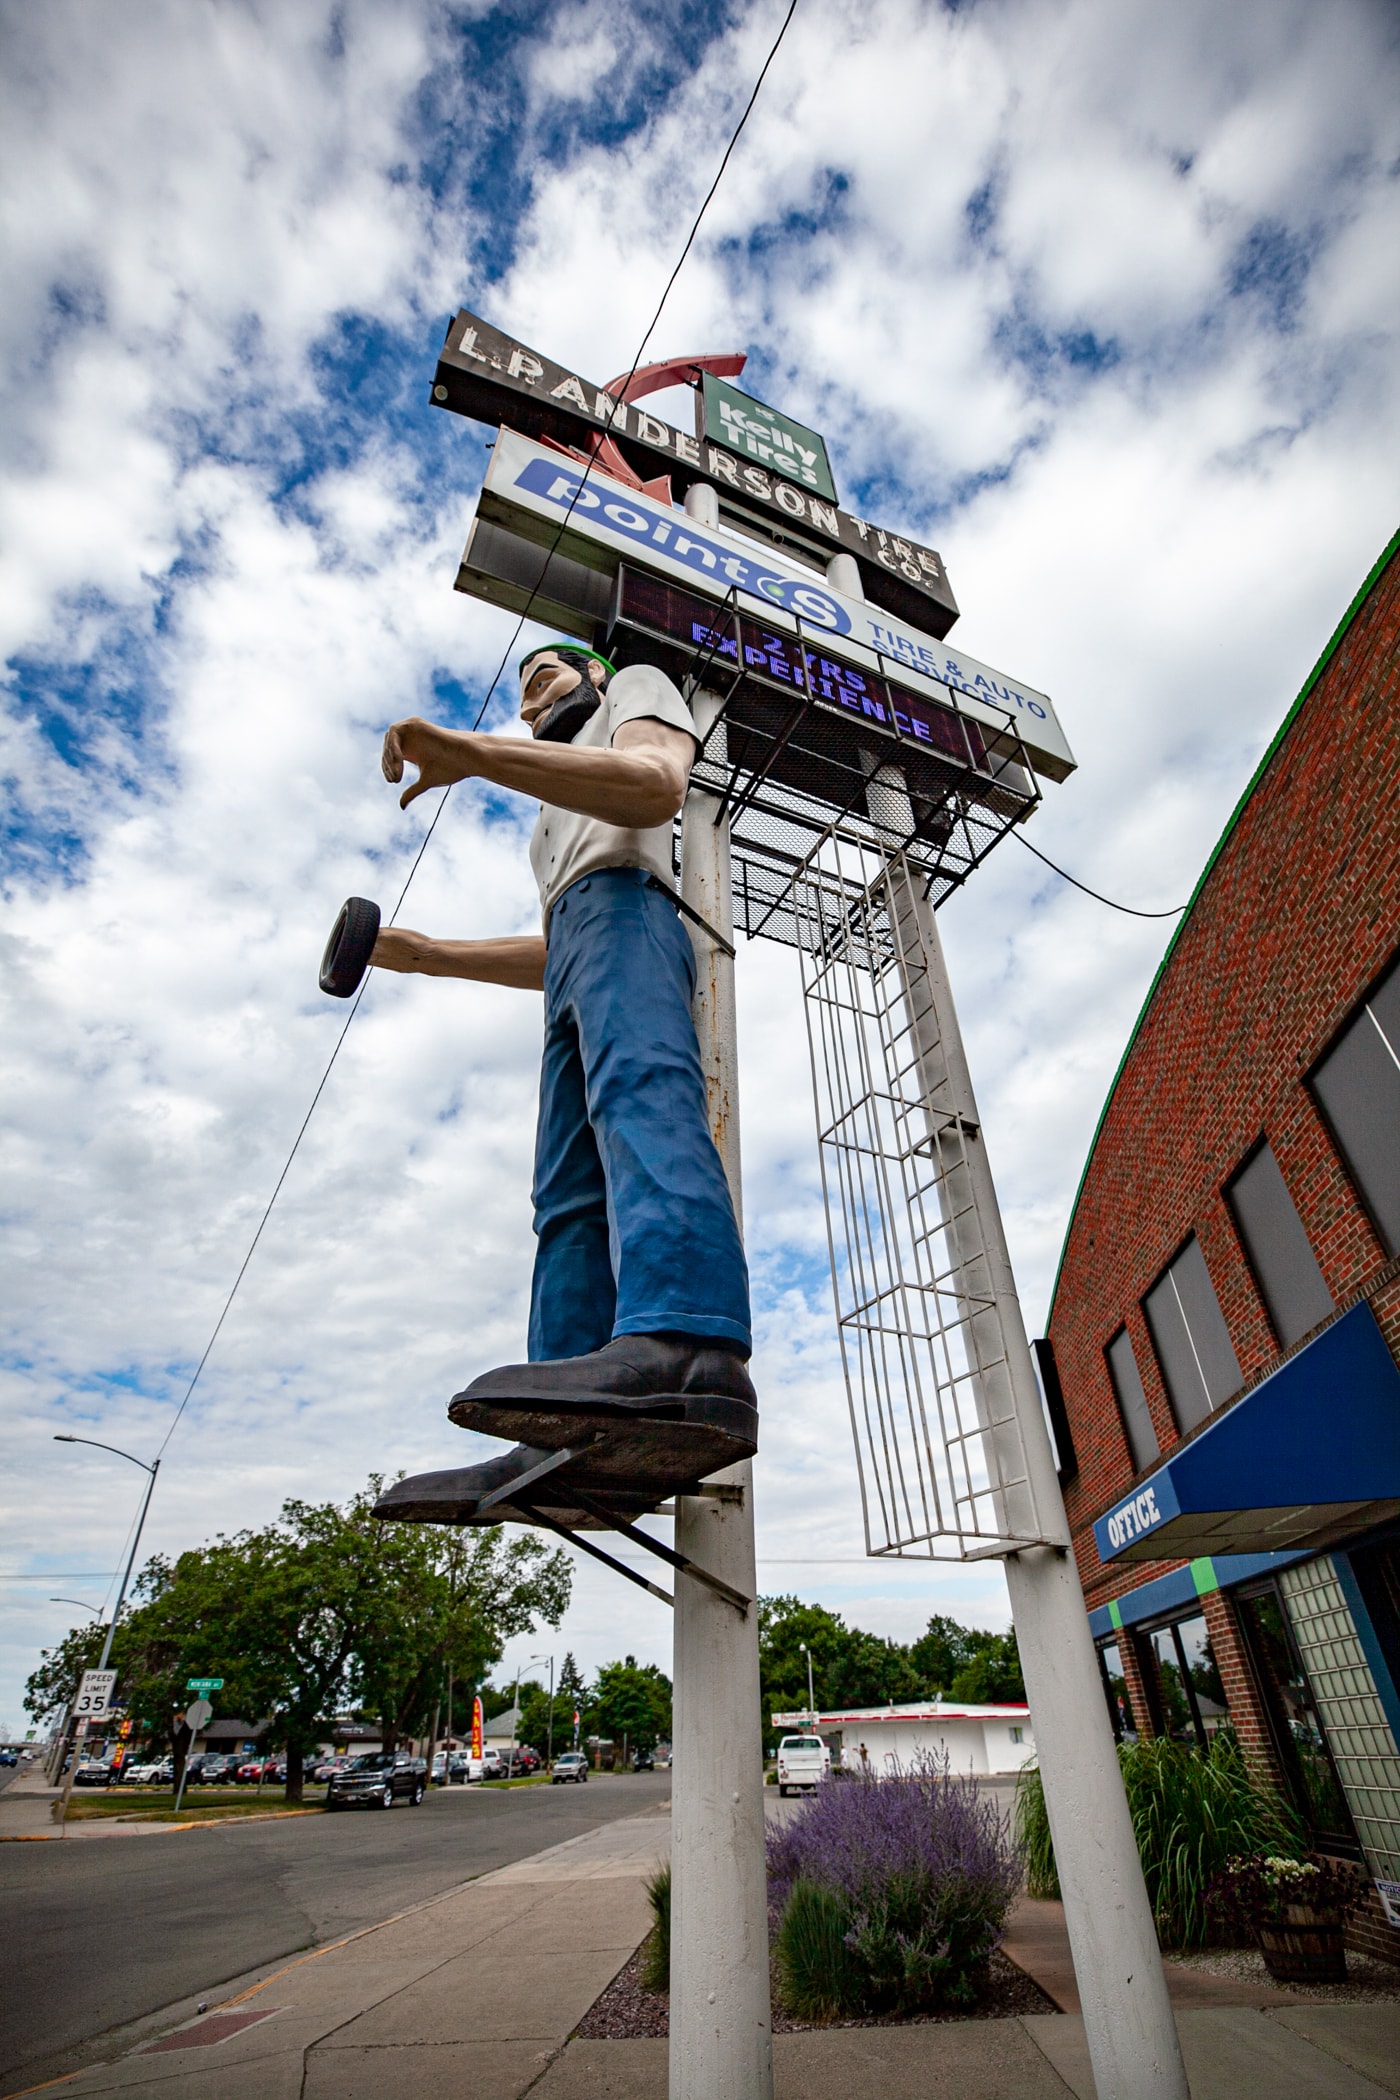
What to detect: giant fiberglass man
<box><xmin>369</xmin><ymin>644</ymin><xmax>757</xmax><ymax>1529</ymax></box>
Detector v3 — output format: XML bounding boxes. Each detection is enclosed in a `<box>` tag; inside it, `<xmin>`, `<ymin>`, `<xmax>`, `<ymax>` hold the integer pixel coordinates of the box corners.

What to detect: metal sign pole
<box><xmin>907</xmin><ymin>882</ymin><xmax>1188</xmax><ymax>2100</ymax></box>
<box><xmin>670</xmin><ymin>672</ymin><xmax>773</xmax><ymax>2100</ymax></box>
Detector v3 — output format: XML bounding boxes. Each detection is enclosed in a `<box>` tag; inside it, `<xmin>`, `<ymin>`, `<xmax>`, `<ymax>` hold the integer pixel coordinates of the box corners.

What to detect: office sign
<box><xmin>430</xmin><ymin>308</ymin><xmax>958</xmax><ymax>636</ymax></box>
<box><xmin>701</xmin><ymin>373</ymin><xmax>837</xmax><ymax>503</ymax></box>
<box><xmin>470</xmin><ymin>430</ymin><xmax>1075</xmax><ymax>781</ymax></box>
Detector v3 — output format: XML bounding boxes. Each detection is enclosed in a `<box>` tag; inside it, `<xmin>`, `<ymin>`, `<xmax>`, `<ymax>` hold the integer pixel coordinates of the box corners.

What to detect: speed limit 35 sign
<box><xmin>74</xmin><ymin>1670</ymin><xmax>117</xmax><ymax>1718</ymax></box>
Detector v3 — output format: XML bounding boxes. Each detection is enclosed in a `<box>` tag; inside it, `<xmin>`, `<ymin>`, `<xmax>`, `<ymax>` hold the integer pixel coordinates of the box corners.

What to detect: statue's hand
<box><xmin>381</xmin><ymin>717</ymin><xmax>475</xmax><ymax>809</ymax></box>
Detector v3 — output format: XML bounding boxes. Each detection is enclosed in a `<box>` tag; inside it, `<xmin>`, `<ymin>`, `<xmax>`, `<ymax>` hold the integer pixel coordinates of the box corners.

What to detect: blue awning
<box><xmin>1093</xmin><ymin>1300</ymin><xmax>1400</xmax><ymax>1565</ymax></box>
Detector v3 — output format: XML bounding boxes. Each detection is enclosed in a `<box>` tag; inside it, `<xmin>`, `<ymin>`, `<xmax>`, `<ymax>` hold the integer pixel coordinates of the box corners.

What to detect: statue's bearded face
<box><xmin>519</xmin><ymin>651</ymin><xmax>605</xmax><ymax>737</ymax></box>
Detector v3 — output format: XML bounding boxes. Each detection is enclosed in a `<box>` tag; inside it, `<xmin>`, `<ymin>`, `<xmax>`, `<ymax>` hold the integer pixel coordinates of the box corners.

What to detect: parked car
<box><xmin>197</xmin><ymin>1754</ymin><xmax>240</xmax><ymax>1784</ymax></box>
<box><xmin>492</xmin><ymin>1746</ymin><xmax>540</xmax><ymax>1777</ymax></box>
<box><xmin>550</xmin><ymin>1752</ymin><xmax>589</xmax><ymax>1785</ymax></box>
<box><xmin>325</xmin><ymin>1753</ymin><xmax>427</xmax><ymax>1811</ymax></box>
<box><xmin>0</xmin><ymin>1749</ymin><xmax>19</xmax><ymax>1767</ymax></box>
<box><xmin>73</xmin><ymin>1760</ymin><xmax>113</xmax><ymax>1787</ymax></box>
<box><xmin>306</xmin><ymin>1757</ymin><xmax>342</xmax><ymax>1785</ymax></box>
<box><xmin>775</xmin><ymin>1734</ymin><xmax>831</xmax><ymax>1796</ymax></box>
<box><xmin>448</xmin><ymin>1753</ymin><xmax>483</xmax><ymax>1784</ymax></box>
<box><xmin>479</xmin><ymin>1748</ymin><xmax>504</xmax><ymax>1778</ymax></box>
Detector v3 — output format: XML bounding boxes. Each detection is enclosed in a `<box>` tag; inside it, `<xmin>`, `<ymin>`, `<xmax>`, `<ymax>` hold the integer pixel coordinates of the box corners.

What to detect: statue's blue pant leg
<box><xmin>528</xmin><ymin>868</ymin><xmax>751</xmax><ymax>1362</ymax></box>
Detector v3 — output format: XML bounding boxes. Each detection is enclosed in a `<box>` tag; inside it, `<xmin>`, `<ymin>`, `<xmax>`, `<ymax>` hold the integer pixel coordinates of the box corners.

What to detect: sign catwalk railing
<box><xmin>793</xmin><ymin>836</ymin><xmax>1053</xmax><ymax>1558</ymax></box>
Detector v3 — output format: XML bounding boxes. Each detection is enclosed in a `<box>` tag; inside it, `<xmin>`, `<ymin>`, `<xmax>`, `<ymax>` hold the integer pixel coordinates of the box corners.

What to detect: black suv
<box><xmin>325</xmin><ymin>1752</ymin><xmax>427</xmax><ymax>1811</ymax></box>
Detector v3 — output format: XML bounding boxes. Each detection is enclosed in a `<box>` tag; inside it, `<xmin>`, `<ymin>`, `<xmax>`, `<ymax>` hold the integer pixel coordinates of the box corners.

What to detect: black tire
<box><xmin>379</xmin><ymin>1784</ymin><xmax>394</xmax><ymax>1809</ymax></box>
<box><xmin>412</xmin><ymin>1784</ymin><xmax>424</xmax><ymax>1806</ymax></box>
<box><xmin>319</xmin><ymin>896</ymin><xmax>381</xmax><ymax>998</ymax></box>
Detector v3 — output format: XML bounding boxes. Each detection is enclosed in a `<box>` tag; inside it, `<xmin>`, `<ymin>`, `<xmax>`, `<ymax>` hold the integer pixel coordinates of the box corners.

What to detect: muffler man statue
<box><xmin>370</xmin><ymin>644</ymin><xmax>757</xmax><ymax>1532</ymax></box>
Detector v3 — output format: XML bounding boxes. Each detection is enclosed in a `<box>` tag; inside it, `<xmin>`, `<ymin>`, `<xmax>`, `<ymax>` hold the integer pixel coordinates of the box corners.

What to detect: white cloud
<box><xmin>3</xmin><ymin>0</ymin><xmax>1399</xmax><ymax>1724</ymax></box>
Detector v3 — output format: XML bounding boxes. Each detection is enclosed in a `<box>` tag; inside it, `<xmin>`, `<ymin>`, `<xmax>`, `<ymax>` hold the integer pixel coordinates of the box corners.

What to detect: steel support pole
<box><xmin>670</xmin><ymin>679</ymin><xmax>773</xmax><ymax>2100</ymax></box>
<box><xmin>907</xmin><ymin>880</ymin><xmax>1188</xmax><ymax>2100</ymax></box>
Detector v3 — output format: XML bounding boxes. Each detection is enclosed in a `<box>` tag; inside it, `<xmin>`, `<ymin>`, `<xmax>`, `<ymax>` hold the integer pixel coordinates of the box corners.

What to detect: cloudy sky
<box><xmin>3</xmin><ymin>0</ymin><xmax>1398</xmax><ymax>1733</ymax></box>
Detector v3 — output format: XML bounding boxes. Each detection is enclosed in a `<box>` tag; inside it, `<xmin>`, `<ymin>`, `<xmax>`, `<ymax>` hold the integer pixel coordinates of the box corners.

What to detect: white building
<box><xmin>771</xmin><ymin>1700</ymin><xmax>1034</xmax><ymax>1776</ymax></box>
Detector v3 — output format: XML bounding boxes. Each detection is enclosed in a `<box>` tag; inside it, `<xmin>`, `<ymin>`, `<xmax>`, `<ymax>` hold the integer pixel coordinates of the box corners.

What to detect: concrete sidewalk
<box><xmin>5</xmin><ymin>1799</ymin><xmax>1398</xmax><ymax>2100</ymax></box>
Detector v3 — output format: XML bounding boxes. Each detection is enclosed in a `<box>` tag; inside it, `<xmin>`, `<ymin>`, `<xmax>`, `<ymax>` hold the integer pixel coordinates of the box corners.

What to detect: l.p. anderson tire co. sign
<box><xmin>430</xmin><ymin>310</ymin><xmax>959</xmax><ymax>639</ymax></box>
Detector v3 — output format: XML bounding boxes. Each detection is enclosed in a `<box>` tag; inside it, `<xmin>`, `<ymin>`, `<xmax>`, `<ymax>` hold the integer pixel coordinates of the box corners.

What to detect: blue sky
<box><xmin>3</xmin><ymin>0</ymin><xmax>1399</xmax><ymax>1729</ymax></box>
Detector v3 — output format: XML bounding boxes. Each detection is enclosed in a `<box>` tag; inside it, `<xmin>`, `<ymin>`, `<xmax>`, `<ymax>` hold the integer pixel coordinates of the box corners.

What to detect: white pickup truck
<box><xmin>775</xmin><ymin>1734</ymin><xmax>831</xmax><ymax>1796</ymax></box>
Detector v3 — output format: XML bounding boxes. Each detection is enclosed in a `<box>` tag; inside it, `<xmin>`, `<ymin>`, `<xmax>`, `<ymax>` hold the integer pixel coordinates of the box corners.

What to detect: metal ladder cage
<box><xmin>794</xmin><ymin>837</ymin><xmax>1052</xmax><ymax>1559</ymax></box>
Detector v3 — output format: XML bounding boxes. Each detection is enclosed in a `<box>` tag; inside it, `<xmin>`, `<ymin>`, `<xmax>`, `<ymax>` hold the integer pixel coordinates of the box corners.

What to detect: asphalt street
<box><xmin>0</xmin><ymin>1772</ymin><xmax>670</xmax><ymax>2089</ymax></box>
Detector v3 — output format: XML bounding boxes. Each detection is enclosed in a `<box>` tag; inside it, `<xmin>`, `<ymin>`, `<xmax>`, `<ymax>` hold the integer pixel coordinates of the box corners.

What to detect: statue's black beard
<box><xmin>536</xmin><ymin>675</ymin><xmax>601</xmax><ymax>744</ymax></box>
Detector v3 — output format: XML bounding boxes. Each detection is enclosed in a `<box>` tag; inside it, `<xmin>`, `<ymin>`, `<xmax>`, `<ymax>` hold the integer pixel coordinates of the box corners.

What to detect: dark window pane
<box><xmin>1311</xmin><ymin>954</ymin><xmax>1400</xmax><ymax>1256</ymax></box>
<box><xmin>1106</xmin><ymin>1328</ymin><xmax>1159</xmax><ymax>1469</ymax></box>
<box><xmin>1148</xmin><ymin>1627</ymin><xmax>1197</xmax><ymax>1743</ymax></box>
<box><xmin>1144</xmin><ymin>1237</ymin><xmax>1242</xmax><ymax>1432</ymax></box>
<box><xmin>1098</xmin><ymin>1640</ymin><xmax>1136</xmax><ymax>1742</ymax></box>
<box><xmin>1175</xmin><ymin>1614</ymin><xmax>1227</xmax><ymax>1740</ymax></box>
<box><xmin>1227</xmin><ymin>1142</ymin><xmax>1335</xmax><ymax>1347</ymax></box>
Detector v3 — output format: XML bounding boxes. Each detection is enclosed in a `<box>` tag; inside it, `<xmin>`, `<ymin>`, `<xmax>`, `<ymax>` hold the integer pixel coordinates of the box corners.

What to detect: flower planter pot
<box><xmin>1257</xmin><ymin>1908</ymin><xmax>1348</xmax><ymax>1985</ymax></box>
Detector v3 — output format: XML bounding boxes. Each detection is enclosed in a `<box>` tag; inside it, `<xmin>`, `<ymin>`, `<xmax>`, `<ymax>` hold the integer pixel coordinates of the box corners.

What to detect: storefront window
<box><xmin>1097</xmin><ymin>1640</ymin><xmax>1137</xmax><ymax>1742</ymax></box>
<box><xmin>1237</xmin><ymin>1582</ymin><xmax>1356</xmax><ymax>1847</ymax></box>
<box><xmin>1141</xmin><ymin>1612</ymin><xmax>1227</xmax><ymax>1749</ymax></box>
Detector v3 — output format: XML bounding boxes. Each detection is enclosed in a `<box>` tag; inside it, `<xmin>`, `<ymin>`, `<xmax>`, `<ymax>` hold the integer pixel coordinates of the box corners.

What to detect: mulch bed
<box><xmin>575</xmin><ymin>1936</ymin><xmax>1057</xmax><ymax>2039</ymax></box>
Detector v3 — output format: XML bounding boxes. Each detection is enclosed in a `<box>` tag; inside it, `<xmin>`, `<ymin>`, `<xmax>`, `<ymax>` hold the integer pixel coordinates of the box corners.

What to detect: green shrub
<box><xmin>1015</xmin><ymin>1761</ymin><xmax>1060</xmax><ymax>1899</ymax></box>
<box><xmin>1016</xmin><ymin>1733</ymin><xmax>1305</xmax><ymax>1949</ymax></box>
<box><xmin>642</xmin><ymin>1861</ymin><xmax>670</xmax><ymax>1991</ymax></box>
<box><xmin>774</xmin><ymin>1877</ymin><xmax>859</xmax><ymax>2021</ymax></box>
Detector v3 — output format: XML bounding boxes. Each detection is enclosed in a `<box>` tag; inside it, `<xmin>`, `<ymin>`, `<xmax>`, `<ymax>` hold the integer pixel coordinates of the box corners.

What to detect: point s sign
<box><xmin>515</xmin><ymin>456</ymin><xmax>854</xmax><ymax>634</ymax></box>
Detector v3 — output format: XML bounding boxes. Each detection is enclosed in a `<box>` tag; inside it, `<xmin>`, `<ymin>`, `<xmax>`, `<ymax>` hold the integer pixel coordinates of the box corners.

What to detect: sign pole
<box><xmin>670</xmin><ymin>615</ymin><xmax>774</xmax><ymax>2100</ymax></box>
<box><xmin>909</xmin><ymin>889</ymin><xmax>1188</xmax><ymax>2100</ymax></box>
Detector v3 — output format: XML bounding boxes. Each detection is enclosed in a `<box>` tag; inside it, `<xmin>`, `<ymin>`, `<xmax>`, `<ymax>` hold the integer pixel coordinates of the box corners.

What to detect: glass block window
<box><xmin>1226</xmin><ymin>1141</ymin><xmax>1335</xmax><ymax>1349</ymax></box>
<box><xmin>1106</xmin><ymin>1327</ymin><xmax>1159</xmax><ymax>1470</ymax></box>
<box><xmin>1143</xmin><ymin>1236</ymin><xmax>1243</xmax><ymax>1434</ymax></box>
<box><xmin>1280</xmin><ymin>1556</ymin><xmax>1400</xmax><ymax>1882</ymax></box>
<box><xmin>1310</xmin><ymin>951</ymin><xmax>1400</xmax><ymax>1256</ymax></box>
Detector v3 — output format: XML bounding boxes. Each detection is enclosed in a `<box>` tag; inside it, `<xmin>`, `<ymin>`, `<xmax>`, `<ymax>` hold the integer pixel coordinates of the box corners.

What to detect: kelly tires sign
<box><xmin>700</xmin><ymin>371</ymin><xmax>837</xmax><ymax>503</ymax></box>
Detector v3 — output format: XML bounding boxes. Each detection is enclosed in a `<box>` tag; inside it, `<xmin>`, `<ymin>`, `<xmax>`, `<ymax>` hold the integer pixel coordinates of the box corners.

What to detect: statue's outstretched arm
<box><xmin>370</xmin><ymin>928</ymin><xmax>546</xmax><ymax>991</ymax></box>
<box><xmin>381</xmin><ymin>715</ymin><xmax>692</xmax><ymax>829</ymax></box>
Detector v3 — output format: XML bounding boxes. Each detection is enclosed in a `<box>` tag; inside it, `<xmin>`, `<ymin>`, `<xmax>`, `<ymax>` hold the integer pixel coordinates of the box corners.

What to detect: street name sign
<box><xmin>74</xmin><ymin>1670</ymin><xmax>117</xmax><ymax>1719</ymax></box>
<box><xmin>186</xmin><ymin>1677</ymin><xmax>224</xmax><ymax>1691</ymax></box>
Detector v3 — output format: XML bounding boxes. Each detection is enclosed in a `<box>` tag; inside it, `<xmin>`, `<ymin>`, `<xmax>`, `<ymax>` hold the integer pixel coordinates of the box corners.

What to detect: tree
<box><xmin>910</xmin><ymin>1613</ymin><xmax>974</xmax><ymax>1694</ymax></box>
<box><xmin>757</xmin><ymin>1596</ymin><xmax>850</xmax><ymax>1749</ymax></box>
<box><xmin>591</xmin><ymin>1656</ymin><xmax>671</xmax><ymax>1758</ymax></box>
<box><xmin>949</xmin><ymin>1629</ymin><xmax>1024</xmax><ymax>1704</ymax></box>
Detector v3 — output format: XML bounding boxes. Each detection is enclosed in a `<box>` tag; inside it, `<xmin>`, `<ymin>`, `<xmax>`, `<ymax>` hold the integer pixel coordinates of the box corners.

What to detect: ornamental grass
<box><xmin>1015</xmin><ymin>1731</ymin><xmax>1305</xmax><ymax>1949</ymax></box>
<box><xmin>767</xmin><ymin>1752</ymin><xmax>1021</xmax><ymax>2020</ymax></box>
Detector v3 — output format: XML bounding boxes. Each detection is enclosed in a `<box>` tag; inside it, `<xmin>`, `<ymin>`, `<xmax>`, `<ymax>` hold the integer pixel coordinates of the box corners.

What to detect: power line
<box><xmin>139</xmin><ymin>0</ymin><xmax>802</xmax><ymax>1467</ymax></box>
<box><xmin>1011</xmin><ymin>827</ymin><xmax>1186</xmax><ymax>918</ymax></box>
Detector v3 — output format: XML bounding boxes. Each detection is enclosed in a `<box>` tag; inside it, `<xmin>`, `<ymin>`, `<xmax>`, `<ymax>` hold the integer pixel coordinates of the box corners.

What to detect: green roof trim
<box><xmin>1046</xmin><ymin>523</ymin><xmax>1400</xmax><ymax>1327</ymax></box>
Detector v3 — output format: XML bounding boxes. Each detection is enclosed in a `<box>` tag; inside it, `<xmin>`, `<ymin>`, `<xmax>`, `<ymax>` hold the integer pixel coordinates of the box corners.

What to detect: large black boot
<box><xmin>447</xmin><ymin>1333</ymin><xmax>757</xmax><ymax>1485</ymax></box>
<box><xmin>372</xmin><ymin>1445</ymin><xmax>671</xmax><ymax>1530</ymax></box>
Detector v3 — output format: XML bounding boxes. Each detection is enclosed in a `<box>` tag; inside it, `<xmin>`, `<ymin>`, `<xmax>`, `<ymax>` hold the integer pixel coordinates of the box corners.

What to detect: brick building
<box><xmin>1042</xmin><ymin>528</ymin><xmax>1400</xmax><ymax>1959</ymax></box>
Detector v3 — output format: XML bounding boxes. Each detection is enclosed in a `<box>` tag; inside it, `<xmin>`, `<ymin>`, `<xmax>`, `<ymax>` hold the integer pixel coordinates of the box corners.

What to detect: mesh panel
<box><xmin>794</xmin><ymin>841</ymin><xmax>1050</xmax><ymax>1559</ymax></box>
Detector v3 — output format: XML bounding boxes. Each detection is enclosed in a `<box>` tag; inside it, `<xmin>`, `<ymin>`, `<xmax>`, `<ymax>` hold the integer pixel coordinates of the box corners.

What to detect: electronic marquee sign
<box><xmin>464</xmin><ymin>429</ymin><xmax>1076</xmax><ymax>783</ymax></box>
<box><xmin>429</xmin><ymin>309</ymin><xmax>959</xmax><ymax>638</ymax></box>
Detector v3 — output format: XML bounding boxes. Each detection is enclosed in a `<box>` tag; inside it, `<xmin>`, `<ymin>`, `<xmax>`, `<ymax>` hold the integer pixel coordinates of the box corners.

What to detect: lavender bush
<box><xmin>768</xmin><ymin>1752</ymin><xmax>1022</xmax><ymax>2019</ymax></box>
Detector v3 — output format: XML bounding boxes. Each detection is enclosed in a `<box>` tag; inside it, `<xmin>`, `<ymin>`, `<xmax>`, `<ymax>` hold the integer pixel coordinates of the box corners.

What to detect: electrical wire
<box><xmin>143</xmin><ymin>0</ymin><xmax>802</xmax><ymax>1466</ymax></box>
<box><xmin>1011</xmin><ymin>827</ymin><xmax>1186</xmax><ymax>918</ymax></box>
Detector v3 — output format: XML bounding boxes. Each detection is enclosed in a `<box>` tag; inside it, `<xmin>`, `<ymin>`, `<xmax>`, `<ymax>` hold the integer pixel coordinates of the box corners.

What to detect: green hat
<box><xmin>518</xmin><ymin>640</ymin><xmax>618</xmax><ymax>680</ymax></box>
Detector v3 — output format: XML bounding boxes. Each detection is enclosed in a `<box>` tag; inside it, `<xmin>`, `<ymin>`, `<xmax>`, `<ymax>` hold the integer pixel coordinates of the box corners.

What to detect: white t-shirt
<box><xmin>528</xmin><ymin>662</ymin><xmax>699</xmax><ymax>924</ymax></box>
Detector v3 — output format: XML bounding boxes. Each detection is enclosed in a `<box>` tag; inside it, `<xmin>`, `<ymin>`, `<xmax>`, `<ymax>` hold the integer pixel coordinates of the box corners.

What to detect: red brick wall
<box><xmin>1048</xmin><ymin>539</ymin><xmax>1400</xmax><ymax>1618</ymax></box>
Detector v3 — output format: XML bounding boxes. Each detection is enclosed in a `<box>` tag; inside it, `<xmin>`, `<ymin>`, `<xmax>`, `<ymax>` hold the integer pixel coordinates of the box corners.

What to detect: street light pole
<box><xmin>51</xmin><ymin>1438</ymin><xmax>159</xmax><ymax>1829</ymax></box>
<box><xmin>800</xmin><ymin>1643</ymin><xmax>815</xmax><ymax>1728</ymax></box>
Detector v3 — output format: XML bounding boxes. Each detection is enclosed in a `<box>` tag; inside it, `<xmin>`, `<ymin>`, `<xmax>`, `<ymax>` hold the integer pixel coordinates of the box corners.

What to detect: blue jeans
<box><xmin>528</xmin><ymin>868</ymin><xmax>751</xmax><ymax>1361</ymax></box>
